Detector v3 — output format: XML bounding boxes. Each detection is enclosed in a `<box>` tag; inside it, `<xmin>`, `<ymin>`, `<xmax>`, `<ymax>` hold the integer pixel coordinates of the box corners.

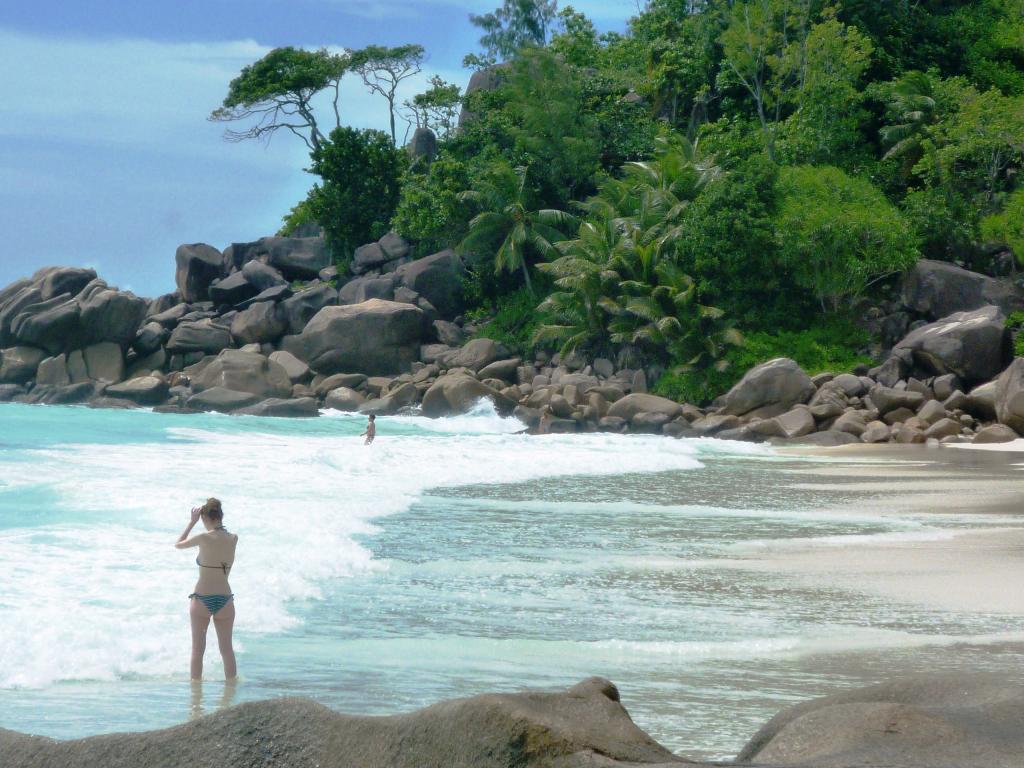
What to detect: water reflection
<box><xmin>189</xmin><ymin>679</ymin><xmax>238</xmax><ymax>720</ymax></box>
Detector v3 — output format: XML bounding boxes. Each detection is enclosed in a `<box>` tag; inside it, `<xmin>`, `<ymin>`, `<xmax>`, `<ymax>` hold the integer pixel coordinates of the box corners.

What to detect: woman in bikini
<box><xmin>175</xmin><ymin>498</ymin><xmax>238</xmax><ymax>681</ymax></box>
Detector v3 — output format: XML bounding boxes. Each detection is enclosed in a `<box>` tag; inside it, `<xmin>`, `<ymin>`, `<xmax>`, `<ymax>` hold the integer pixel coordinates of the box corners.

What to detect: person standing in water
<box><xmin>175</xmin><ymin>498</ymin><xmax>238</xmax><ymax>681</ymax></box>
<box><xmin>361</xmin><ymin>414</ymin><xmax>376</xmax><ymax>445</ymax></box>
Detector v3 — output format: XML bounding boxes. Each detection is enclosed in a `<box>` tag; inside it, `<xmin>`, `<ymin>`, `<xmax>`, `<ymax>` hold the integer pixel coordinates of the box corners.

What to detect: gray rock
<box><xmin>477</xmin><ymin>357</ymin><xmax>522</xmax><ymax>382</ymax></box>
<box><xmin>438</xmin><ymin>338</ymin><xmax>502</xmax><ymax>373</ymax></box>
<box><xmin>227</xmin><ymin>236</ymin><xmax>330</xmax><ymax>281</ymax></box>
<box><xmin>359</xmin><ymin>381</ymin><xmax>419</xmax><ymax>415</ymax></box>
<box><xmin>240</xmin><ymin>260</ymin><xmax>287</xmax><ymax>292</ymax></box>
<box><xmin>870</xmin><ymin>352</ymin><xmax>911</xmax><ymax>388</ymax></box>
<box><xmin>186</xmin><ymin>386</ymin><xmax>261</xmax><ymax>413</ymax></box>
<box><xmin>593</xmin><ymin>358</ymin><xmax>614</xmax><ymax>379</ymax></box>
<box><xmin>832</xmin><ymin>410</ymin><xmax>868</xmax><ymax>436</ymax></box>
<box><xmin>148</xmin><ymin>302</ymin><xmax>190</xmax><ymax>327</ymax></box>
<box><xmin>433</xmin><ymin>319</ymin><xmax>465</xmax><ymax>347</ymax></box>
<box><xmin>606</xmin><ymin>393</ymin><xmax>682</xmax><ymax>423</ymax></box>
<box><xmin>631</xmin><ymin>411</ymin><xmax>671</xmax><ymax>433</ymax></box>
<box><xmin>166</xmin><ymin>319</ymin><xmax>232</xmax><ymax>355</ymax></box>
<box><xmin>737</xmin><ymin>673</ymin><xmax>1024</xmax><ymax>768</ymax></box>
<box><xmin>720</xmin><ymin>358</ymin><xmax>815</xmax><ymax>418</ymax></box>
<box><xmin>230</xmin><ymin>301</ymin><xmax>286</xmax><ymax>345</ymax></box>
<box><xmin>870</xmin><ymin>385</ymin><xmax>926</xmax><ymax>415</ymax></box>
<box><xmin>973</xmin><ymin>423</ymin><xmax>1019</xmax><ymax>443</ymax></box>
<box><xmin>77</xmin><ymin>283</ymin><xmax>148</xmax><ymax>347</ymax></box>
<box><xmin>174</xmin><ymin>244</ymin><xmax>223</xmax><ymax>303</ymax></box>
<box><xmin>924</xmin><ymin>417</ymin><xmax>962</xmax><ymax>440</ymax></box>
<box><xmin>892</xmin><ymin>305</ymin><xmax>1010</xmax><ymax>384</ymax></box>
<box><xmin>133</xmin><ymin>321</ymin><xmax>168</xmax><ymax>355</ymax></box>
<box><xmin>35</xmin><ymin>354</ymin><xmax>70</xmax><ymax>387</ymax></box>
<box><xmin>192</xmin><ymin>349</ymin><xmax>291</xmax><ymax>399</ymax></box>
<box><xmin>662</xmin><ymin>419</ymin><xmax>698</xmax><ymax>438</ymax></box>
<box><xmin>861</xmin><ymin>420</ymin><xmax>891</xmax><ymax>443</ymax></box>
<box><xmin>82</xmin><ymin>342</ymin><xmax>124</xmax><ymax>383</ymax></box>
<box><xmin>209</xmin><ymin>272</ymin><xmax>258</xmax><ymax>307</ymax></box>
<box><xmin>351</xmin><ymin>243</ymin><xmax>389</xmax><ymax>274</ymax></box>
<box><xmin>769</xmin><ymin>407</ymin><xmax>816</xmax><ymax>438</ymax></box>
<box><xmin>788</xmin><ymin>430</ymin><xmax>860</xmax><ymax>446</ymax></box>
<box><xmin>314</xmin><ymin>373</ymin><xmax>368</xmax><ymax>397</ymax></box>
<box><xmin>233</xmin><ymin>397</ymin><xmax>320</xmax><ymax>418</ymax></box>
<box><xmin>932</xmin><ymin>373</ymin><xmax>961</xmax><ymax>401</ymax></box>
<box><xmin>302</xmin><ymin>300</ymin><xmax>426</xmax><ymax>376</ymax></box>
<box><xmin>598</xmin><ymin>415</ymin><xmax>627</xmax><ymax>432</ymax></box>
<box><xmin>409</xmin><ymin>126</ymin><xmax>437</xmax><ymax>161</ymax></box>
<box><xmin>379</xmin><ymin>232</ymin><xmax>411</xmax><ymax>261</ymax></box>
<box><xmin>394</xmin><ymin>249</ymin><xmax>465</xmax><ymax>319</ymax></box>
<box><xmin>268</xmin><ymin>351</ymin><xmax>310</xmax><ymax>384</ymax></box>
<box><xmin>280</xmin><ymin>284</ymin><xmax>338</xmax><ymax>335</ymax></box>
<box><xmin>965</xmin><ymin>380</ymin><xmax>998</xmax><ymax>420</ymax></box>
<box><xmin>691</xmin><ymin>413</ymin><xmax>741</xmax><ymax>436</ymax></box>
<box><xmin>9</xmin><ymin>293</ymin><xmax>81</xmax><ymax>353</ymax></box>
<box><xmin>995</xmin><ymin>357</ymin><xmax>1024</xmax><ymax>433</ymax></box>
<box><xmin>37</xmin><ymin>267</ymin><xmax>96</xmax><ymax>301</ymax></box>
<box><xmin>830</xmin><ymin>373</ymin><xmax>866</xmax><ymax>397</ymax></box>
<box><xmin>421</xmin><ymin>371</ymin><xmax>516</xmax><ymax>417</ymax></box>
<box><xmin>0</xmin><ymin>383</ymin><xmax>25</xmax><ymax>401</ymax></box>
<box><xmin>903</xmin><ymin>259</ymin><xmax>1024</xmax><ymax>319</ymax></box>
<box><xmin>339</xmin><ymin>276</ymin><xmax>395</xmax><ymax>305</ymax></box>
<box><xmin>104</xmin><ymin>376</ymin><xmax>170</xmax><ymax>405</ymax></box>
<box><xmin>323</xmin><ymin>386</ymin><xmax>367</xmax><ymax>411</ymax></box>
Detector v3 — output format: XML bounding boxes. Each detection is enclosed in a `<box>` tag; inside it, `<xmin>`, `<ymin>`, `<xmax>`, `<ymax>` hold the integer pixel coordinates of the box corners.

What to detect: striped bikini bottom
<box><xmin>189</xmin><ymin>593</ymin><xmax>233</xmax><ymax>615</ymax></box>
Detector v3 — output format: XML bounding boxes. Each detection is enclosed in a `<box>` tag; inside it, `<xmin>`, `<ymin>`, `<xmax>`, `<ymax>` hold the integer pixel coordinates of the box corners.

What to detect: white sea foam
<box><xmin>0</xmin><ymin>405</ymin><xmax>708</xmax><ymax>688</ymax></box>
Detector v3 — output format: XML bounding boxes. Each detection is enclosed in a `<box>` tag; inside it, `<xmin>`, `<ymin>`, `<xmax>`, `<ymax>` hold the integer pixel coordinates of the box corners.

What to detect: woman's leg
<box><xmin>212</xmin><ymin>601</ymin><xmax>237</xmax><ymax>680</ymax></box>
<box><xmin>189</xmin><ymin>598</ymin><xmax>211</xmax><ymax>680</ymax></box>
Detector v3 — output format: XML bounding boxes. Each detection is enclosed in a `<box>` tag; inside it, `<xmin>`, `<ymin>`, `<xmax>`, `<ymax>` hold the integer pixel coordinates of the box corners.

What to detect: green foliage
<box><xmin>307</xmin><ymin>127</ymin><xmax>403</xmax><ymax>267</ymax></box>
<box><xmin>654</xmin><ymin>318</ymin><xmax>874</xmax><ymax>404</ymax></box>
<box><xmin>775</xmin><ymin>165</ymin><xmax>919</xmax><ymax>311</ymax></box>
<box><xmin>458</xmin><ymin>161</ymin><xmax>576</xmax><ymax>294</ymax></box>
<box><xmin>536</xmin><ymin>134</ymin><xmax>743</xmax><ymax>372</ymax></box>
<box><xmin>982</xmin><ymin>188</ymin><xmax>1024</xmax><ymax>265</ymax></box>
<box><xmin>469</xmin><ymin>284</ymin><xmax>550</xmax><ymax>353</ymax></box>
<box><xmin>1006</xmin><ymin>310</ymin><xmax>1024</xmax><ymax>357</ymax></box>
<box><xmin>278</xmin><ymin>198</ymin><xmax>317</xmax><ymax>236</ymax></box>
<box><xmin>406</xmin><ymin>76</ymin><xmax>462</xmax><ymax>139</ymax></box>
<box><xmin>392</xmin><ymin>152</ymin><xmax>474</xmax><ymax>255</ymax></box>
<box><xmin>350</xmin><ymin>44</ymin><xmax>426</xmax><ymax>144</ymax></box>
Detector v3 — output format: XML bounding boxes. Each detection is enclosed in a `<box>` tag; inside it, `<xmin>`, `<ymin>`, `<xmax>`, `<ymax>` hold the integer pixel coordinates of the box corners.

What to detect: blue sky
<box><xmin>0</xmin><ymin>1</ymin><xmax>636</xmax><ymax>297</ymax></box>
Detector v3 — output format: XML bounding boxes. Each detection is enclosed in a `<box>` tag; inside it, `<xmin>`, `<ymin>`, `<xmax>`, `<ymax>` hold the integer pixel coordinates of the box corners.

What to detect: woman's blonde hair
<box><xmin>201</xmin><ymin>497</ymin><xmax>223</xmax><ymax>522</ymax></box>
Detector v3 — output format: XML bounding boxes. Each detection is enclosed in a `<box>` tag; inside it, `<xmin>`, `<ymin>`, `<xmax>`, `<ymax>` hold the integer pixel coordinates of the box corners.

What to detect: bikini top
<box><xmin>195</xmin><ymin>561</ymin><xmax>232</xmax><ymax>577</ymax></box>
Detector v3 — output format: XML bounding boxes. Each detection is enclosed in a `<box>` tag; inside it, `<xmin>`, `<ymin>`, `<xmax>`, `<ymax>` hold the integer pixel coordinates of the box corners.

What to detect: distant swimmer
<box><xmin>175</xmin><ymin>498</ymin><xmax>238</xmax><ymax>681</ymax></box>
<box><xmin>537</xmin><ymin>404</ymin><xmax>554</xmax><ymax>435</ymax></box>
<box><xmin>361</xmin><ymin>413</ymin><xmax>376</xmax><ymax>445</ymax></box>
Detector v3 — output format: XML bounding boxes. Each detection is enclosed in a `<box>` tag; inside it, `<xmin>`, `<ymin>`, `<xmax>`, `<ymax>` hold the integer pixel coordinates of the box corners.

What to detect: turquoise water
<box><xmin>1</xmin><ymin>402</ymin><xmax>1023</xmax><ymax>759</ymax></box>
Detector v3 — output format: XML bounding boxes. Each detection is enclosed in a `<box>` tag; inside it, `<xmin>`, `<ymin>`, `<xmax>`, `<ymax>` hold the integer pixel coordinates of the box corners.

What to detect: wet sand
<box><xmin>746</xmin><ymin>444</ymin><xmax>1024</xmax><ymax>616</ymax></box>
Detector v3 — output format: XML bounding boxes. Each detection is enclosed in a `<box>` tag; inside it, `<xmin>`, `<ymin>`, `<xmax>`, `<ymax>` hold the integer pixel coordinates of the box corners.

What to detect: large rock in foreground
<box><xmin>720</xmin><ymin>358</ymin><xmax>815</xmax><ymax>419</ymax></box>
<box><xmin>902</xmin><ymin>259</ymin><xmax>1024</xmax><ymax>320</ymax></box>
<box><xmin>737</xmin><ymin>673</ymin><xmax>1024</xmax><ymax>767</ymax></box>
<box><xmin>301</xmin><ymin>300</ymin><xmax>427</xmax><ymax>376</ymax></box>
<box><xmin>892</xmin><ymin>305</ymin><xmax>1010</xmax><ymax>384</ymax></box>
<box><xmin>994</xmin><ymin>357</ymin><xmax>1024</xmax><ymax>434</ymax></box>
<box><xmin>0</xmin><ymin>677</ymin><xmax>685</xmax><ymax>768</ymax></box>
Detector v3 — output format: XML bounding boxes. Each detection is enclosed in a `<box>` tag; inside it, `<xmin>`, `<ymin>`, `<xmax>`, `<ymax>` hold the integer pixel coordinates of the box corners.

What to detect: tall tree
<box><xmin>351</xmin><ymin>44</ymin><xmax>426</xmax><ymax>144</ymax></box>
<box><xmin>210</xmin><ymin>47</ymin><xmax>349</xmax><ymax>151</ymax></box>
<box><xmin>405</xmin><ymin>76</ymin><xmax>462</xmax><ymax>140</ymax></box>
<box><xmin>470</xmin><ymin>0</ymin><xmax>559</xmax><ymax>61</ymax></box>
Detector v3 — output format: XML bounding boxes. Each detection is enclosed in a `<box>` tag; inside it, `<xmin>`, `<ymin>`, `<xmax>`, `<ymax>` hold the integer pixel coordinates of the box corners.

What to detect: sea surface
<box><xmin>1</xmin><ymin>402</ymin><xmax>1023</xmax><ymax>760</ymax></box>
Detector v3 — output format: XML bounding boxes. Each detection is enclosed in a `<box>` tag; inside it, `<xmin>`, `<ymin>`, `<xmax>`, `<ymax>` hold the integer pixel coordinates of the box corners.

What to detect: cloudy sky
<box><xmin>0</xmin><ymin>1</ymin><xmax>637</xmax><ymax>297</ymax></box>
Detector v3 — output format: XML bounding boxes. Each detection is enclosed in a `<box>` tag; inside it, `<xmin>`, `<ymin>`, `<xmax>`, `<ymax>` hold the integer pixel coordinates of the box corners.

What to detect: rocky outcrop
<box><xmin>737</xmin><ymin>673</ymin><xmax>1024</xmax><ymax>768</ymax></box>
<box><xmin>409</xmin><ymin>126</ymin><xmax>438</xmax><ymax>161</ymax></box>
<box><xmin>351</xmin><ymin>233</ymin><xmax>411</xmax><ymax>276</ymax></box>
<box><xmin>0</xmin><ymin>346</ymin><xmax>46</xmax><ymax>384</ymax></box>
<box><xmin>191</xmin><ymin>350</ymin><xmax>292</xmax><ymax>399</ymax></box>
<box><xmin>719</xmin><ymin>358</ymin><xmax>816</xmax><ymax>418</ymax></box>
<box><xmin>902</xmin><ymin>259</ymin><xmax>1024</xmax><ymax>320</ymax></box>
<box><xmin>301</xmin><ymin>300</ymin><xmax>427</xmax><ymax>376</ymax></box>
<box><xmin>175</xmin><ymin>244</ymin><xmax>223</xmax><ymax>303</ymax></box>
<box><xmin>223</xmin><ymin>236</ymin><xmax>331</xmax><ymax>281</ymax></box>
<box><xmin>421</xmin><ymin>371</ymin><xmax>516</xmax><ymax>417</ymax></box>
<box><xmin>166</xmin><ymin>319</ymin><xmax>232</xmax><ymax>355</ymax></box>
<box><xmin>0</xmin><ymin>678</ymin><xmax>685</xmax><ymax>768</ymax></box>
<box><xmin>994</xmin><ymin>357</ymin><xmax>1024</xmax><ymax>434</ymax></box>
<box><xmin>891</xmin><ymin>305</ymin><xmax>1010</xmax><ymax>384</ymax></box>
<box><xmin>394</xmin><ymin>249</ymin><xmax>464</xmax><ymax>319</ymax></box>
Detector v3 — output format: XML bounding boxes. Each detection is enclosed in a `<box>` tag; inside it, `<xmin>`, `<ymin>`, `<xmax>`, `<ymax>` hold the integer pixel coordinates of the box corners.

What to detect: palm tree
<box><xmin>458</xmin><ymin>162</ymin><xmax>575</xmax><ymax>295</ymax></box>
<box><xmin>880</xmin><ymin>70</ymin><xmax>936</xmax><ymax>166</ymax></box>
<box><xmin>535</xmin><ymin>215</ymin><xmax>623</xmax><ymax>355</ymax></box>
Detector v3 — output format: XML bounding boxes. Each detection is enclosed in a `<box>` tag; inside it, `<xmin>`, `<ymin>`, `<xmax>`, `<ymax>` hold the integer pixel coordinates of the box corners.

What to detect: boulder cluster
<box><xmin>2</xmin><ymin>234</ymin><xmax>1024</xmax><ymax>445</ymax></box>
